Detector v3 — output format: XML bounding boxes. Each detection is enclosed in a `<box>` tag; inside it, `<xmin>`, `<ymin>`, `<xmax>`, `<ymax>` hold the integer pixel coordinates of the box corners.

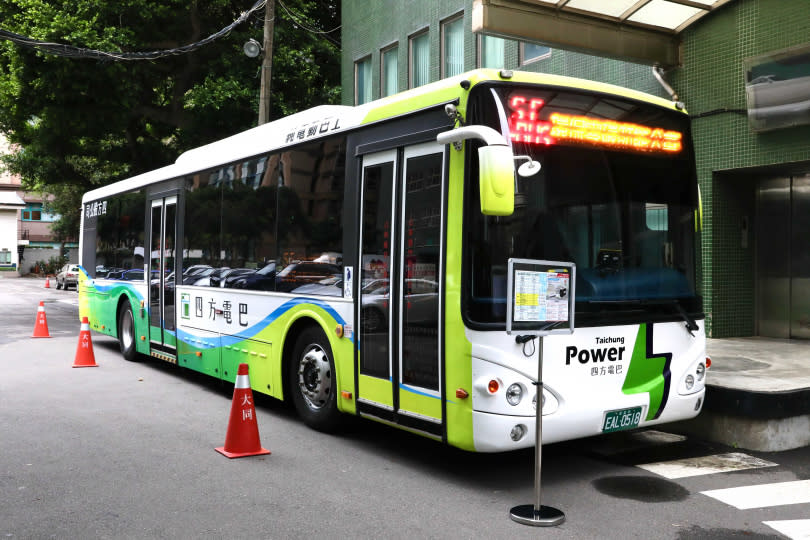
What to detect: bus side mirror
<box><xmin>436</xmin><ymin>125</ymin><xmax>515</xmax><ymax>216</ymax></box>
<box><xmin>477</xmin><ymin>145</ymin><xmax>515</xmax><ymax>216</ymax></box>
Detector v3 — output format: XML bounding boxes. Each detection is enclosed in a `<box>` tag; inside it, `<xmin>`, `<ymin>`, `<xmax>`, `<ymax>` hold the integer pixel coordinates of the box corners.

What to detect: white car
<box><xmin>56</xmin><ymin>264</ymin><xmax>80</xmax><ymax>290</ymax></box>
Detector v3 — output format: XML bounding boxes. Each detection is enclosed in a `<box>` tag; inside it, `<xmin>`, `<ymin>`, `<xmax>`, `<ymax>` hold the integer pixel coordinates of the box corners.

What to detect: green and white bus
<box><xmin>79</xmin><ymin>69</ymin><xmax>707</xmax><ymax>452</ymax></box>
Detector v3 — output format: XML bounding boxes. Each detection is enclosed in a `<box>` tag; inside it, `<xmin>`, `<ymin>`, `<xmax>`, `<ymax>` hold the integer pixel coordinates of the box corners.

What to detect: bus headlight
<box><xmin>685</xmin><ymin>374</ymin><xmax>695</xmax><ymax>390</ymax></box>
<box><xmin>505</xmin><ymin>383</ymin><xmax>523</xmax><ymax>406</ymax></box>
<box><xmin>696</xmin><ymin>363</ymin><xmax>706</xmax><ymax>381</ymax></box>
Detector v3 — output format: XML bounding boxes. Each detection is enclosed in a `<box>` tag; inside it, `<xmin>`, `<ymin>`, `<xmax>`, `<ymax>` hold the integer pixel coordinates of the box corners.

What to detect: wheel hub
<box><xmin>298</xmin><ymin>346</ymin><xmax>331</xmax><ymax>410</ymax></box>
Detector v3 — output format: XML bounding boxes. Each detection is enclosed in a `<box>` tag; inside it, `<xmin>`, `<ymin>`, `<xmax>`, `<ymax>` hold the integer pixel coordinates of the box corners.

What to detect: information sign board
<box><xmin>506</xmin><ymin>259</ymin><xmax>575</xmax><ymax>335</ymax></box>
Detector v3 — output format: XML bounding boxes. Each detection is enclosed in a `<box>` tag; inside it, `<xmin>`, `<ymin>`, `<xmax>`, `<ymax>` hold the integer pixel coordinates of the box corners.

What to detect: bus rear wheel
<box><xmin>117</xmin><ymin>302</ymin><xmax>139</xmax><ymax>362</ymax></box>
<box><xmin>289</xmin><ymin>327</ymin><xmax>341</xmax><ymax>432</ymax></box>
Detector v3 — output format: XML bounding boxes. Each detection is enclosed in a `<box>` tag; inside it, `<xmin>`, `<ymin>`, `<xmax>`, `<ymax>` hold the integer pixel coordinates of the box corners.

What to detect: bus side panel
<box><xmin>443</xmin><ymin>136</ymin><xmax>476</xmax><ymax>452</ymax></box>
<box><xmin>81</xmin><ymin>278</ymin><xmax>148</xmax><ymax>351</ymax></box>
<box><xmin>175</xmin><ymin>287</ymin><xmax>355</xmax><ymax>412</ymax></box>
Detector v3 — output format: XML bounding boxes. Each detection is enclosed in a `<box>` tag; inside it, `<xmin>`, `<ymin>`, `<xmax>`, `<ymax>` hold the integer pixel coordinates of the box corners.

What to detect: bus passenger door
<box><xmin>357</xmin><ymin>143</ymin><xmax>445</xmax><ymax>437</ymax></box>
<box><xmin>148</xmin><ymin>195</ymin><xmax>178</xmax><ymax>357</ymax></box>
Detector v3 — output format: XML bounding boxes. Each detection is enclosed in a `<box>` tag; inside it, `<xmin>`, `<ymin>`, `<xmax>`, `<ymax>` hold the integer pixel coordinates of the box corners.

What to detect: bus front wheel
<box><xmin>289</xmin><ymin>327</ymin><xmax>341</xmax><ymax>432</ymax></box>
<box><xmin>117</xmin><ymin>302</ymin><xmax>139</xmax><ymax>362</ymax></box>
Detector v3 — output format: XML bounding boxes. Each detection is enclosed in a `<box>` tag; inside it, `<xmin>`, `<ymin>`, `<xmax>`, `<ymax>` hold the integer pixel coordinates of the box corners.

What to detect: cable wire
<box><xmin>0</xmin><ymin>0</ymin><xmax>266</xmax><ymax>60</ymax></box>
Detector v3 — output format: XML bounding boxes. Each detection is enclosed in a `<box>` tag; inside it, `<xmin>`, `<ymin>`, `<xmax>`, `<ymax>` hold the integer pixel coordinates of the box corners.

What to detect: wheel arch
<box><xmin>279</xmin><ymin>308</ymin><xmax>352</xmax><ymax>413</ymax></box>
<box><xmin>280</xmin><ymin>315</ymin><xmax>330</xmax><ymax>403</ymax></box>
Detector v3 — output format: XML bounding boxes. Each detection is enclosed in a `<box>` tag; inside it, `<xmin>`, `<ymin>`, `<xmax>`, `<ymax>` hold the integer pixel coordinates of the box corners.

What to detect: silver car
<box><xmin>56</xmin><ymin>264</ymin><xmax>80</xmax><ymax>290</ymax></box>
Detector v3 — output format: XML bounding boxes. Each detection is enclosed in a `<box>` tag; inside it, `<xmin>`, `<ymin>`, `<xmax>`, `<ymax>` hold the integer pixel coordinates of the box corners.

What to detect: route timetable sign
<box><xmin>506</xmin><ymin>259</ymin><xmax>575</xmax><ymax>336</ymax></box>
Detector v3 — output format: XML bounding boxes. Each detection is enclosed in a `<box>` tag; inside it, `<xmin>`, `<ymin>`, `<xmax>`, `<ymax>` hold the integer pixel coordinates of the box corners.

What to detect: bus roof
<box><xmin>83</xmin><ymin>69</ymin><xmax>681</xmax><ymax>204</ymax></box>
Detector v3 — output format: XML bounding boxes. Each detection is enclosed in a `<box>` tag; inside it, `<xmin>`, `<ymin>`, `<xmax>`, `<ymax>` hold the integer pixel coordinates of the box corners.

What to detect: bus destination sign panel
<box><xmin>506</xmin><ymin>94</ymin><xmax>682</xmax><ymax>154</ymax></box>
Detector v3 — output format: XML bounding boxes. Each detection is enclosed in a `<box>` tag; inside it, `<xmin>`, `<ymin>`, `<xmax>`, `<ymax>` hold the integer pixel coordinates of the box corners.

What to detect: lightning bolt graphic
<box><xmin>621</xmin><ymin>324</ymin><xmax>672</xmax><ymax>421</ymax></box>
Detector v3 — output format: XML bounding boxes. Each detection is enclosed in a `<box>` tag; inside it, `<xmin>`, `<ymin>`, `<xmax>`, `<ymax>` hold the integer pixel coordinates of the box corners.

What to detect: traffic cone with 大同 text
<box><xmin>32</xmin><ymin>301</ymin><xmax>51</xmax><ymax>338</ymax></box>
<box><xmin>44</xmin><ymin>277</ymin><xmax>50</xmax><ymax>288</ymax></box>
<box><xmin>215</xmin><ymin>363</ymin><xmax>271</xmax><ymax>458</ymax></box>
<box><xmin>73</xmin><ymin>316</ymin><xmax>98</xmax><ymax>368</ymax></box>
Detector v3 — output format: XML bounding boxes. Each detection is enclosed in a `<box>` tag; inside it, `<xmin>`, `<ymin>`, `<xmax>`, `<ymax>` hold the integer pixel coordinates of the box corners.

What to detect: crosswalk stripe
<box><xmin>637</xmin><ymin>452</ymin><xmax>777</xmax><ymax>479</ymax></box>
<box><xmin>701</xmin><ymin>480</ymin><xmax>810</xmax><ymax>510</ymax></box>
<box><xmin>763</xmin><ymin>519</ymin><xmax>810</xmax><ymax>540</ymax></box>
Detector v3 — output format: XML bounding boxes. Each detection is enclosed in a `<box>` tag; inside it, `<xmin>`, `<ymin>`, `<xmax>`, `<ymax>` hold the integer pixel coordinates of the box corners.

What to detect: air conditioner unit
<box><xmin>744</xmin><ymin>43</ymin><xmax>810</xmax><ymax>133</ymax></box>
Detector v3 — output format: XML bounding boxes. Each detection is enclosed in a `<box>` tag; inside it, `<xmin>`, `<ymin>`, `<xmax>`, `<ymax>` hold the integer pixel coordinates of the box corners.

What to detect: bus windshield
<box><xmin>463</xmin><ymin>83</ymin><xmax>701</xmax><ymax>326</ymax></box>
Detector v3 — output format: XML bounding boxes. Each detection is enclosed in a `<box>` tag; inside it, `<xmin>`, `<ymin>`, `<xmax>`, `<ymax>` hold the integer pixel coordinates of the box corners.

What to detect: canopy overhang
<box><xmin>472</xmin><ymin>0</ymin><xmax>735</xmax><ymax>68</ymax></box>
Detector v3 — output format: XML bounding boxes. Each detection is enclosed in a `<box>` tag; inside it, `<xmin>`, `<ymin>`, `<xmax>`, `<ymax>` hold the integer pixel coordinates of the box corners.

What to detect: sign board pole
<box><xmin>505</xmin><ymin>258</ymin><xmax>574</xmax><ymax>527</ymax></box>
<box><xmin>509</xmin><ymin>336</ymin><xmax>565</xmax><ymax>526</ymax></box>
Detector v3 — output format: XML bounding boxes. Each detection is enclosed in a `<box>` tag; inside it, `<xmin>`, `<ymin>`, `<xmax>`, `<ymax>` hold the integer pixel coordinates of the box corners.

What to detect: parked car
<box><xmin>359</xmin><ymin>278</ymin><xmax>438</xmax><ymax>332</ymax></box>
<box><xmin>275</xmin><ymin>262</ymin><xmax>342</xmax><ymax>292</ymax></box>
<box><xmin>225</xmin><ymin>262</ymin><xmax>277</xmax><ymax>291</ymax></box>
<box><xmin>56</xmin><ymin>264</ymin><xmax>80</xmax><ymax>290</ymax></box>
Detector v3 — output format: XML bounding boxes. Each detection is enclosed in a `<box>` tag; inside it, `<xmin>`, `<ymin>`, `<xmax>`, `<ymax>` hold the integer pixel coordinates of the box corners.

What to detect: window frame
<box><xmin>476</xmin><ymin>34</ymin><xmax>506</xmax><ymax>69</ymax></box>
<box><xmin>440</xmin><ymin>13</ymin><xmax>464</xmax><ymax>78</ymax></box>
<box><xmin>520</xmin><ymin>42</ymin><xmax>552</xmax><ymax>65</ymax></box>
<box><xmin>408</xmin><ymin>28</ymin><xmax>430</xmax><ymax>89</ymax></box>
<box><xmin>354</xmin><ymin>55</ymin><xmax>373</xmax><ymax>105</ymax></box>
<box><xmin>380</xmin><ymin>43</ymin><xmax>399</xmax><ymax>98</ymax></box>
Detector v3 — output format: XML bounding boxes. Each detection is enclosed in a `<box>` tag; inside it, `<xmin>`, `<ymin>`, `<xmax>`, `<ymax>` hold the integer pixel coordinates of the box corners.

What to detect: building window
<box><xmin>409</xmin><ymin>29</ymin><xmax>430</xmax><ymax>88</ymax></box>
<box><xmin>355</xmin><ymin>56</ymin><xmax>372</xmax><ymax>105</ymax></box>
<box><xmin>0</xmin><ymin>250</ymin><xmax>10</xmax><ymax>264</ymax></box>
<box><xmin>521</xmin><ymin>42</ymin><xmax>551</xmax><ymax>65</ymax></box>
<box><xmin>381</xmin><ymin>45</ymin><xmax>398</xmax><ymax>97</ymax></box>
<box><xmin>478</xmin><ymin>35</ymin><xmax>505</xmax><ymax>69</ymax></box>
<box><xmin>21</xmin><ymin>203</ymin><xmax>55</xmax><ymax>221</ymax></box>
<box><xmin>442</xmin><ymin>14</ymin><xmax>464</xmax><ymax>77</ymax></box>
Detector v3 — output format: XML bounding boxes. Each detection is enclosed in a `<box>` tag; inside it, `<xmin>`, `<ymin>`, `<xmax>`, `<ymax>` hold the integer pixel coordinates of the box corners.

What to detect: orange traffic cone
<box><xmin>73</xmin><ymin>316</ymin><xmax>98</xmax><ymax>368</ymax></box>
<box><xmin>32</xmin><ymin>301</ymin><xmax>51</xmax><ymax>338</ymax></box>
<box><xmin>215</xmin><ymin>363</ymin><xmax>271</xmax><ymax>458</ymax></box>
<box><xmin>44</xmin><ymin>277</ymin><xmax>50</xmax><ymax>288</ymax></box>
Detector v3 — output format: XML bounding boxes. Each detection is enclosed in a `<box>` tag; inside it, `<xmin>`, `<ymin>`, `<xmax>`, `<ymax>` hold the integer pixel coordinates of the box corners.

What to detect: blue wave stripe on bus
<box><xmin>399</xmin><ymin>383</ymin><xmax>442</xmax><ymax>401</ymax></box>
<box><xmin>86</xmin><ymin>278</ymin><xmax>146</xmax><ymax>302</ymax></box>
<box><xmin>177</xmin><ymin>297</ymin><xmax>350</xmax><ymax>348</ymax></box>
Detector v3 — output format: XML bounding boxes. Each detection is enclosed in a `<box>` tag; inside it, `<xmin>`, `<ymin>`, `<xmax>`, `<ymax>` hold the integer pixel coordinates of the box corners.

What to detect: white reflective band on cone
<box><xmin>234</xmin><ymin>374</ymin><xmax>250</xmax><ymax>389</ymax></box>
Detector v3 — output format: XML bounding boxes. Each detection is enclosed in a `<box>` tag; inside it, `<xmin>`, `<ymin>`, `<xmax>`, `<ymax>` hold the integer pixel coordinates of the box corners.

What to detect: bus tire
<box><xmin>117</xmin><ymin>301</ymin><xmax>139</xmax><ymax>362</ymax></box>
<box><xmin>289</xmin><ymin>327</ymin><xmax>341</xmax><ymax>432</ymax></box>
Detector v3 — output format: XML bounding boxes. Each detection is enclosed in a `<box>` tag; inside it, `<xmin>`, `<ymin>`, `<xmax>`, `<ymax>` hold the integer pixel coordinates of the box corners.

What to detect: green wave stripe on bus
<box><xmin>621</xmin><ymin>324</ymin><xmax>672</xmax><ymax>421</ymax></box>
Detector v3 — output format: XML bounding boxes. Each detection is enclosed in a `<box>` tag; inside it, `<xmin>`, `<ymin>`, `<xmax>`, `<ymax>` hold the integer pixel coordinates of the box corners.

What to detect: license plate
<box><xmin>602</xmin><ymin>406</ymin><xmax>643</xmax><ymax>433</ymax></box>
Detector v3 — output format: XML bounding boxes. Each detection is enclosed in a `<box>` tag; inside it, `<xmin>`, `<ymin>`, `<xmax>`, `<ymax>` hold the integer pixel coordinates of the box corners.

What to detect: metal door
<box><xmin>791</xmin><ymin>175</ymin><xmax>810</xmax><ymax>338</ymax></box>
<box><xmin>756</xmin><ymin>174</ymin><xmax>810</xmax><ymax>339</ymax></box>
<box><xmin>149</xmin><ymin>196</ymin><xmax>178</xmax><ymax>351</ymax></box>
<box><xmin>356</xmin><ymin>143</ymin><xmax>446</xmax><ymax>434</ymax></box>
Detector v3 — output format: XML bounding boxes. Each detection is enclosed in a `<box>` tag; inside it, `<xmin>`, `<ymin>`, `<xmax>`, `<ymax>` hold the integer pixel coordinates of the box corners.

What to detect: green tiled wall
<box><xmin>341</xmin><ymin>0</ymin><xmax>667</xmax><ymax>105</ymax></box>
<box><xmin>342</xmin><ymin>0</ymin><xmax>810</xmax><ymax>337</ymax></box>
<box><xmin>674</xmin><ymin>0</ymin><xmax>810</xmax><ymax>336</ymax></box>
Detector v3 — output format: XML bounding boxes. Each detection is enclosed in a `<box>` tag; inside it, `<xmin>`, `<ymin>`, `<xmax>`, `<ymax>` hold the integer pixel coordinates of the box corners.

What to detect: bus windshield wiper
<box><xmin>587</xmin><ymin>299</ymin><xmax>698</xmax><ymax>336</ymax></box>
<box><xmin>638</xmin><ymin>299</ymin><xmax>699</xmax><ymax>336</ymax></box>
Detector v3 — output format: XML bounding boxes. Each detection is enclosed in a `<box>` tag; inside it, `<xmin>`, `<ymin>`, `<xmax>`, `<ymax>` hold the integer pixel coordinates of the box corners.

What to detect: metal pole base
<box><xmin>509</xmin><ymin>504</ymin><xmax>566</xmax><ymax>527</ymax></box>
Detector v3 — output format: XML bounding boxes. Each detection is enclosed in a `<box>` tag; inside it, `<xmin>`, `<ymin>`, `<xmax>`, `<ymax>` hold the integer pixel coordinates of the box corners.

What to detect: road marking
<box><xmin>702</xmin><ymin>480</ymin><xmax>810</xmax><ymax>510</ymax></box>
<box><xmin>637</xmin><ymin>452</ymin><xmax>777</xmax><ymax>479</ymax></box>
<box><xmin>763</xmin><ymin>519</ymin><xmax>810</xmax><ymax>540</ymax></box>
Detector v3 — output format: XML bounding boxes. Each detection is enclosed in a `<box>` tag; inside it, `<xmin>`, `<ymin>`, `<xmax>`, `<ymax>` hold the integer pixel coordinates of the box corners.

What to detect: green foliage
<box><xmin>0</xmin><ymin>0</ymin><xmax>341</xmax><ymax>239</ymax></box>
<box><xmin>32</xmin><ymin>254</ymin><xmax>66</xmax><ymax>275</ymax></box>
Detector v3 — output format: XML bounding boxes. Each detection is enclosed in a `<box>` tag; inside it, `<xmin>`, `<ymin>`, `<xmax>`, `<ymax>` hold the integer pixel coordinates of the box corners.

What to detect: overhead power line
<box><xmin>0</xmin><ymin>0</ymin><xmax>267</xmax><ymax>60</ymax></box>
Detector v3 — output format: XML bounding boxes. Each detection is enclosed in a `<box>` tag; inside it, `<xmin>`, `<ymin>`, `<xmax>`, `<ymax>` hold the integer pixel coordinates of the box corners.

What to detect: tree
<box><xmin>0</xmin><ymin>0</ymin><xmax>340</xmax><ymax>241</ymax></box>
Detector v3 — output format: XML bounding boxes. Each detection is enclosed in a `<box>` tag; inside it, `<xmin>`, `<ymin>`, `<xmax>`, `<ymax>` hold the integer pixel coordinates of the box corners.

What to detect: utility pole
<box><xmin>258</xmin><ymin>0</ymin><xmax>275</xmax><ymax>125</ymax></box>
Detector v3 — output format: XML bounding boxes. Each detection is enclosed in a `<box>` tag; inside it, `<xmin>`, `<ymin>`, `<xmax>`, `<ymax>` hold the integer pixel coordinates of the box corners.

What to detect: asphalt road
<box><xmin>1</xmin><ymin>277</ymin><xmax>808</xmax><ymax>539</ymax></box>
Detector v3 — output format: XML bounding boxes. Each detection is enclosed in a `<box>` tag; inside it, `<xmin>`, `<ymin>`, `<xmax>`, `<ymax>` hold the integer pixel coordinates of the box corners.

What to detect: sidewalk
<box><xmin>675</xmin><ymin>337</ymin><xmax>810</xmax><ymax>452</ymax></box>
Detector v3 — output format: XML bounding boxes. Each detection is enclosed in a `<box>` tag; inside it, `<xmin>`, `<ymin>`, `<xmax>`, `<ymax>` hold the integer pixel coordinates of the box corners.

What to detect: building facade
<box><xmin>342</xmin><ymin>0</ymin><xmax>810</xmax><ymax>339</ymax></box>
<box><xmin>0</xmin><ymin>134</ymin><xmax>77</xmax><ymax>276</ymax></box>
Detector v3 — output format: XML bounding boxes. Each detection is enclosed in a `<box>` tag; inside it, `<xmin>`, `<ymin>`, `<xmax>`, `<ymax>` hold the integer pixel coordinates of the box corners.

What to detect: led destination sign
<box><xmin>507</xmin><ymin>95</ymin><xmax>683</xmax><ymax>154</ymax></box>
